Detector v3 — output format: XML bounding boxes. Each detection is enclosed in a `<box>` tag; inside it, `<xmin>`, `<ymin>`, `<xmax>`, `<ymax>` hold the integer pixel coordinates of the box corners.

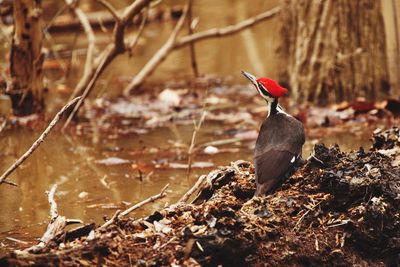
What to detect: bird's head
<box><xmin>241</xmin><ymin>71</ymin><xmax>287</xmax><ymax>103</ymax></box>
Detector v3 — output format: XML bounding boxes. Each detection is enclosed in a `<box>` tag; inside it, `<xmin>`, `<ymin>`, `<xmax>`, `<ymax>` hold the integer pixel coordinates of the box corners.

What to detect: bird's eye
<box><xmin>258</xmin><ymin>83</ymin><xmax>273</xmax><ymax>97</ymax></box>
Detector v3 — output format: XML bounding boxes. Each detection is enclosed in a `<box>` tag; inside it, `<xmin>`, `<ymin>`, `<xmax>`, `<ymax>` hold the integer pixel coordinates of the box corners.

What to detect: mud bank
<box><xmin>1</xmin><ymin>127</ymin><xmax>399</xmax><ymax>266</ymax></box>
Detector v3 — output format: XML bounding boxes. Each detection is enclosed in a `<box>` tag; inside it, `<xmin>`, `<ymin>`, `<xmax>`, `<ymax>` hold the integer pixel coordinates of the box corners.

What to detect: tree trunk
<box><xmin>279</xmin><ymin>0</ymin><xmax>390</xmax><ymax>105</ymax></box>
<box><xmin>8</xmin><ymin>0</ymin><xmax>44</xmax><ymax>115</ymax></box>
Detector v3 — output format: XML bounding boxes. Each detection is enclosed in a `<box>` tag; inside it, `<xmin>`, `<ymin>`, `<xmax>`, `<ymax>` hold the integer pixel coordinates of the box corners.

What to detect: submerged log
<box><xmin>1</xmin><ymin>127</ymin><xmax>399</xmax><ymax>266</ymax></box>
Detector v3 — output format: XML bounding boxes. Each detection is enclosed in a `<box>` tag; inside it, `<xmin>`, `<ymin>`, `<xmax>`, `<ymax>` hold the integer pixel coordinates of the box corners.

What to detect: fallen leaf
<box><xmin>95</xmin><ymin>157</ymin><xmax>130</xmax><ymax>165</ymax></box>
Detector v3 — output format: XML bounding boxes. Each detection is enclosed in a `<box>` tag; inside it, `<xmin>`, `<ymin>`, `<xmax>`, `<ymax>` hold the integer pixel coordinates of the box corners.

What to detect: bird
<box><xmin>241</xmin><ymin>71</ymin><xmax>305</xmax><ymax>196</ymax></box>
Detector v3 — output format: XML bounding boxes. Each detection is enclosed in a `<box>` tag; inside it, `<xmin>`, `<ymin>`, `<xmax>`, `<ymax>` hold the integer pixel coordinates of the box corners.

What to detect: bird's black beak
<box><xmin>241</xmin><ymin>70</ymin><xmax>258</xmax><ymax>87</ymax></box>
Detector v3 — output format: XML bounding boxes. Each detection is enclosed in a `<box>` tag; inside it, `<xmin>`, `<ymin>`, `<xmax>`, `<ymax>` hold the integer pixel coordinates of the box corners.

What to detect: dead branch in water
<box><xmin>0</xmin><ymin>97</ymin><xmax>82</xmax><ymax>186</ymax></box>
<box><xmin>124</xmin><ymin>3</ymin><xmax>190</xmax><ymax>96</ymax></box>
<box><xmin>60</xmin><ymin>2</ymin><xmax>279</xmax><ymax>124</ymax></box>
<box><xmin>128</xmin><ymin>6</ymin><xmax>149</xmax><ymax>55</ymax></box>
<box><xmin>123</xmin><ymin>6</ymin><xmax>281</xmax><ymax>94</ymax></box>
<box><xmin>63</xmin><ymin>0</ymin><xmax>151</xmax><ymax>129</ymax></box>
<box><xmin>65</xmin><ymin>0</ymin><xmax>97</xmax><ymax>101</ymax></box>
<box><xmin>24</xmin><ymin>185</ymin><xmax>82</xmax><ymax>253</ymax></box>
<box><xmin>187</xmin><ymin>0</ymin><xmax>199</xmax><ymax>77</ymax></box>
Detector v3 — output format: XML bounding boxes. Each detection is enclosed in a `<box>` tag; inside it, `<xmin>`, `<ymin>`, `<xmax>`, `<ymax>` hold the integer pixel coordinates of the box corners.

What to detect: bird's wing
<box><xmin>254</xmin><ymin>148</ymin><xmax>296</xmax><ymax>187</ymax></box>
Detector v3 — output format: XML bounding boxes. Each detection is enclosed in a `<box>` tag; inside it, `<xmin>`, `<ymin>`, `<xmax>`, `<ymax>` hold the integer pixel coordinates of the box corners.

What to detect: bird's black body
<box><xmin>254</xmin><ymin>100</ymin><xmax>305</xmax><ymax>196</ymax></box>
<box><xmin>241</xmin><ymin>70</ymin><xmax>305</xmax><ymax>196</ymax></box>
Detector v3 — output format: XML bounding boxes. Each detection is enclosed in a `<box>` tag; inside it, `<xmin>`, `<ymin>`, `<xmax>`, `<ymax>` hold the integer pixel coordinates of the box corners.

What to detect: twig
<box><xmin>96</xmin><ymin>0</ymin><xmax>121</xmax><ymax>25</ymax></box>
<box><xmin>179</xmin><ymin>175</ymin><xmax>206</xmax><ymax>203</ymax></box>
<box><xmin>43</xmin><ymin>31</ymin><xmax>67</xmax><ymax>73</ymax></box>
<box><xmin>0</xmin><ymin>97</ymin><xmax>82</xmax><ymax>186</ymax></box>
<box><xmin>175</xmin><ymin>6</ymin><xmax>281</xmax><ymax>48</ymax></box>
<box><xmin>98</xmin><ymin>184</ymin><xmax>169</xmax><ymax>230</ymax></box>
<box><xmin>292</xmin><ymin>210</ymin><xmax>310</xmax><ymax>232</ymax></box>
<box><xmin>128</xmin><ymin>6</ymin><xmax>148</xmax><ymax>54</ymax></box>
<box><xmin>159</xmin><ymin>236</ymin><xmax>178</xmax><ymax>249</ymax></box>
<box><xmin>63</xmin><ymin>48</ymin><xmax>112</xmax><ymax>130</ymax></box>
<box><xmin>0</xmin><ymin>119</ymin><xmax>7</xmax><ymax>134</ymax></box>
<box><xmin>292</xmin><ymin>199</ymin><xmax>324</xmax><ymax>232</ymax></box>
<box><xmin>99</xmin><ymin>210</ymin><xmax>121</xmax><ymax>230</ymax></box>
<box><xmin>187</xmin><ymin>0</ymin><xmax>199</xmax><ymax>77</ymax></box>
<box><xmin>5</xmin><ymin>237</ymin><xmax>29</xmax><ymax>245</ymax></box>
<box><xmin>120</xmin><ymin>183</ymin><xmax>169</xmax><ymax>216</ymax></box>
<box><xmin>123</xmin><ymin>2</ymin><xmax>190</xmax><ymax>95</ymax></box>
<box><xmin>65</xmin><ymin>0</ymin><xmax>97</xmax><ymax>101</ymax></box>
<box><xmin>187</xmin><ymin>108</ymin><xmax>207</xmax><ymax>179</ymax></box>
<box><xmin>44</xmin><ymin>3</ymin><xmax>68</xmax><ymax>32</ymax></box>
<box><xmin>123</xmin><ymin>6</ymin><xmax>280</xmax><ymax>93</ymax></box>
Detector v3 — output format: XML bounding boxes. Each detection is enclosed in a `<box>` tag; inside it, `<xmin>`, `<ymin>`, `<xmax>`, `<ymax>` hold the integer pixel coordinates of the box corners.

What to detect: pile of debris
<box><xmin>1</xmin><ymin>127</ymin><xmax>399</xmax><ymax>266</ymax></box>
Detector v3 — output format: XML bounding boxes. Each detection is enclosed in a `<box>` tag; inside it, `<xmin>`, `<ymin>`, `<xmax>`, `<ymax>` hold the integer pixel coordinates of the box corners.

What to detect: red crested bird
<box><xmin>242</xmin><ymin>71</ymin><xmax>305</xmax><ymax>196</ymax></box>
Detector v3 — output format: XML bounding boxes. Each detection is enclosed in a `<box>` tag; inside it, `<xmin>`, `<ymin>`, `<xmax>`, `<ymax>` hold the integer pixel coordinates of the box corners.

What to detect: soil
<box><xmin>1</xmin><ymin>127</ymin><xmax>399</xmax><ymax>266</ymax></box>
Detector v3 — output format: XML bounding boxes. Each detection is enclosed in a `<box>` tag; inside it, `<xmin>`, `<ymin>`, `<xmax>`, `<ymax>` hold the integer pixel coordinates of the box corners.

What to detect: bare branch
<box><xmin>175</xmin><ymin>6</ymin><xmax>281</xmax><ymax>48</ymax></box>
<box><xmin>187</xmin><ymin>108</ymin><xmax>207</xmax><ymax>179</ymax></box>
<box><xmin>99</xmin><ymin>210</ymin><xmax>121</xmax><ymax>230</ymax></box>
<box><xmin>64</xmin><ymin>3</ymin><xmax>279</xmax><ymax>121</ymax></box>
<box><xmin>63</xmin><ymin>0</ymin><xmax>151</xmax><ymax>128</ymax></box>
<box><xmin>99</xmin><ymin>183</ymin><xmax>169</xmax><ymax>230</ymax></box>
<box><xmin>96</xmin><ymin>0</ymin><xmax>121</xmax><ymax>25</ymax></box>
<box><xmin>65</xmin><ymin>0</ymin><xmax>97</xmax><ymax>100</ymax></box>
<box><xmin>120</xmin><ymin>183</ymin><xmax>169</xmax><ymax>216</ymax></box>
<box><xmin>0</xmin><ymin>97</ymin><xmax>82</xmax><ymax>186</ymax></box>
<box><xmin>179</xmin><ymin>175</ymin><xmax>206</xmax><ymax>203</ymax></box>
<box><xmin>128</xmin><ymin>7</ymin><xmax>148</xmax><ymax>54</ymax></box>
<box><xmin>123</xmin><ymin>6</ymin><xmax>280</xmax><ymax>93</ymax></box>
<box><xmin>187</xmin><ymin>0</ymin><xmax>199</xmax><ymax>77</ymax></box>
<box><xmin>123</xmin><ymin>2</ymin><xmax>190</xmax><ymax>95</ymax></box>
<box><xmin>63</xmin><ymin>46</ymin><xmax>114</xmax><ymax>130</ymax></box>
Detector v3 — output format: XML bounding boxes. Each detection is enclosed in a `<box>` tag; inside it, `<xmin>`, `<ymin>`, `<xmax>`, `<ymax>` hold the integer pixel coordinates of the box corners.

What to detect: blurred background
<box><xmin>0</xmin><ymin>0</ymin><xmax>399</xmax><ymax>255</ymax></box>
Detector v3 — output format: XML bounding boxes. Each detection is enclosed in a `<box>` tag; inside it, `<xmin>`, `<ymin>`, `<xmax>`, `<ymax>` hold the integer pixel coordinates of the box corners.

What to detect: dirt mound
<box><xmin>1</xmin><ymin>128</ymin><xmax>399</xmax><ymax>266</ymax></box>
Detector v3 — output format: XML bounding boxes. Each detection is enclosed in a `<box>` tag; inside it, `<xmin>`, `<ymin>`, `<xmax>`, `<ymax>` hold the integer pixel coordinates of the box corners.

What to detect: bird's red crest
<box><xmin>256</xmin><ymin>77</ymin><xmax>287</xmax><ymax>98</ymax></box>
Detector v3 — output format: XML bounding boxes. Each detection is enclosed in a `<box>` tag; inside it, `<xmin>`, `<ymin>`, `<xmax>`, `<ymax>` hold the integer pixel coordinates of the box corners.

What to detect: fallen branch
<box><xmin>25</xmin><ymin>185</ymin><xmax>66</xmax><ymax>253</ymax></box>
<box><xmin>187</xmin><ymin>0</ymin><xmax>199</xmax><ymax>77</ymax></box>
<box><xmin>120</xmin><ymin>183</ymin><xmax>169</xmax><ymax>217</ymax></box>
<box><xmin>99</xmin><ymin>184</ymin><xmax>169</xmax><ymax>229</ymax></box>
<box><xmin>123</xmin><ymin>6</ymin><xmax>281</xmax><ymax>93</ymax></box>
<box><xmin>0</xmin><ymin>97</ymin><xmax>82</xmax><ymax>186</ymax></box>
<box><xmin>179</xmin><ymin>175</ymin><xmax>206</xmax><ymax>203</ymax></box>
<box><xmin>124</xmin><ymin>2</ymin><xmax>190</xmax><ymax>95</ymax></box>
<box><xmin>99</xmin><ymin>210</ymin><xmax>121</xmax><ymax>230</ymax></box>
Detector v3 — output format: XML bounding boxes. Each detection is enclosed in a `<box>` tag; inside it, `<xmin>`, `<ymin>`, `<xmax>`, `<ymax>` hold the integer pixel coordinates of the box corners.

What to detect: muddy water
<box><xmin>0</xmin><ymin>120</ymin><xmax>373</xmax><ymax>255</ymax></box>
